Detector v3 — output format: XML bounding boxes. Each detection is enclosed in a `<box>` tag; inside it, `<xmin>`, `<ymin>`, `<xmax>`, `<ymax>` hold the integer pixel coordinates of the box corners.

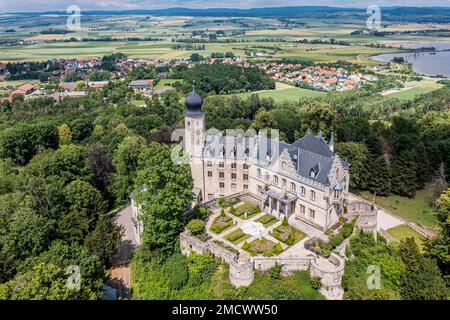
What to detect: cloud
<box><xmin>0</xmin><ymin>0</ymin><xmax>449</xmax><ymax>13</ymax></box>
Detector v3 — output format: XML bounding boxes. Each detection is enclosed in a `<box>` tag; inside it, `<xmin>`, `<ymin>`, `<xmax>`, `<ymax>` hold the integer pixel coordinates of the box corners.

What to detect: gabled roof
<box><xmin>292</xmin><ymin>134</ymin><xmax>333</xmax><ymax>157</ymax></box>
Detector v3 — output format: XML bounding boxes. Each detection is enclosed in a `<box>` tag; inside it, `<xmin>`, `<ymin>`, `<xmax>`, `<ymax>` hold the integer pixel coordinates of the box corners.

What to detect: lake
<box><xmin>371</xmin><ymin>42</ymin><xmax>450</xmax><ymax>77</ymax></box>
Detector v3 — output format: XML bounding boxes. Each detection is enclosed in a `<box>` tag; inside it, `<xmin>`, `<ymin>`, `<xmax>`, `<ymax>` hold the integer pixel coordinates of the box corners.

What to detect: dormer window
<box><xmin>310</xmin><ymin>164</ymin><xmax>320</xmax><ymax>179</ymax></box>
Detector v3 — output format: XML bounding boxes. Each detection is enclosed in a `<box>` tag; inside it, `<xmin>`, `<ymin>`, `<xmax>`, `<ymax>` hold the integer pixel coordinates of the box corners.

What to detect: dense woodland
<box><xmin>0</xmin><ymin>59</ymin><xmax>449</xmax><ymax>299</ymax></box>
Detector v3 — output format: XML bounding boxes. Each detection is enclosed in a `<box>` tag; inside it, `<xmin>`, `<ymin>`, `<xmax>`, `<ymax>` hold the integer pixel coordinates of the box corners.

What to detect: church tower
<box><xmin>184</xmin><ymin>89</ymin><xmax>205</xmax><ymax>159</ymax></box>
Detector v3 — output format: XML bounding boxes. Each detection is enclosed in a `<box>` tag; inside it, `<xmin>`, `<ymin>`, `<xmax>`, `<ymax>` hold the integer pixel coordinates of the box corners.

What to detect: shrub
<box><xmin>282</xmin><ymin>217</ymin><xmax>289</xmax><ymax>227</ymax></box>
<box><xmin>310</xmin><ymin>276</ymin><xmax>322</xmax><ymax>290</ymax></box>
<box><xmin>274</xmin><ymin>243</ymin><xmax>283</xmax><ymax>253</ymax></box>
<box><xmin>186</xmin><ymin>219</ymin><xmax>205</xmax><ymax>235</ymax></box>
<box><xmin>339</xmin><ymin>216</ymin><xmax>346</xmax><ymax>225</ymax></box>
<box><xmin>193</xmin><ymin>206</ymin><xmax>208</xmax><ymax>220</ymax></box>
<box><xmin>242</xmin><ymin>241</ymin><xmax>250</xmax><ymax>250</ymax></box>
<box><xmin>252</xmin><ymin>205</ymin><xmax>261</xmax><ymax>215</ymax></box>
<box><xmin>286</xmin><ymin>234</ymin><xmax>295</xmax><ymax>246</ymax></box>
<box><xmin>220</xmin><ymin>209</ymin><xmax>226</xmax><ymax>217</ymax></box>
<box><xmin>229</xmin><ymin>206</ymin><xmax>237</xmax><ymax>215</ymax></box>
<box><xmin>268</xmin><ymin>263</ymin><xmax>282</xmax><ymax>279</ymax></box>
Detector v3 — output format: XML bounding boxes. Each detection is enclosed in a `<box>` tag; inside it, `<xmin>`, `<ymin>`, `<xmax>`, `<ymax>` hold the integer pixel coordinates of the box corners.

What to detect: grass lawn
<box><xmin>155</xmin><ymin>78</ymin><xmax>183</xmax><ymax>89</ymax></box>
<box><xmin>387</xmin><ymin>224</ymin><xmax>426</xmax><ymax>251</ymax></box>
<box><xmin>384</xmin><ymin>79</ymin><xmax>443</xmax><ymax>101</ymax></box>
<box><xmin>224</xmin><ymin>228</ymin><xmax>251</xmax><ymax>245</ymax></box>
<box><xmin>131</xmin><ymin>99</ymin><xmax>145</xmax><ymax>107</ymax></box>
<box><xmin>227</xmin><ymin>82</ymin><xmax>326</xmax><ymax>102</ymax></box>
<box><xmin>230</xmin><ymin>203</ymin><xmax>261</xmax><ymax>219</ymax></box>
<box><xmin>256</xmin><ymin>214</ymin><xmax>278</xmax><ymax>227</ymax></box>
<box><xmin>244</xmin><ymin>238</ymin><xmax>282</xmax><ymax>256</ymax></box>
<box><xmin>356</xmin><ymin>184</ymin><xmax>437</xmax><ymax>229</ymax></box>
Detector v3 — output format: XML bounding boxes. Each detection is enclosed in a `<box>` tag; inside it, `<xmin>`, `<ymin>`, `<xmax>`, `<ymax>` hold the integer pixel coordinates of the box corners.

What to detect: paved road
<box><xmin>106</xmin><ymin>205</ymin><xmax>139</xmax><ymax>299</ymax></box>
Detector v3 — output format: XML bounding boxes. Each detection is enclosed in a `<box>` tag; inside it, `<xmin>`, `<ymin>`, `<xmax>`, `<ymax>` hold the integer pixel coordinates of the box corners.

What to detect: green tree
<box><xmin>335</xmin><ymin>142</ymin><xmax>371</xmax><ymax>190</ymax></box>
<box><xmin>58</xmin><ymin>180</ymin><xmax>107</xmax><ymax>243</ymax></box>
<box><xmin>84</xmin><ymin>215</ymin><xmax>123</xmax><ymax>267</ymax></box>
<box><xmin>134</xmin><ymin>143</ymin><xmax>193</xmax><ymax>253</ymax></box>
<box><xmin>58</xmin><ymin>123</ymin><xmax>73</xmax><ymax>145</ymax></box>
<box><xmin>112</xmin><ymin>135</ymin><xmax>146</xmax><ymax>203</ymax></box>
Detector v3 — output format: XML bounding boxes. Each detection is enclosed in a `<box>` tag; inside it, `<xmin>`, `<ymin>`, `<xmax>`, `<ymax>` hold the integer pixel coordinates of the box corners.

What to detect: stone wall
<box><xmin>346</xmin><ymin>199</ymin><xmax>378</xmax><ymax>233</ymax></box>
<box><xmin>253</xmin><ymin>257</ymin><xmax>312</xmax><ymax>275</ymax></box>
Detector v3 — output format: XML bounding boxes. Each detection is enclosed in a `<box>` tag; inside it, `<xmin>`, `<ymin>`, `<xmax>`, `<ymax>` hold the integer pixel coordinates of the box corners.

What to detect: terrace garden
<box><xmin>242</xmin><ymin>238</ymin><xmax>283</xmax><ymax>257</ymax></box>
<box><xmin>210</xmin><ymin>214</ymin><xmax>234</xmax><ymax>234</ymax></box>
<box><xmin>229</xmin><ymin>203</ymin><xmax>261</xmax><ymax>219</ymax></box>
<box><xmin>271</xmin><ymin>219</ymin><xmax>306</xmax><ymax>245</ymax></box>
<box><xmin>256</xmin><ymin>213</ymin><xmax>278</xmax><ymax>227</ymax></box>
<box><xmin>224</xmin><ymin>228</ymin><xmax>252</xmax><ymax>245</ymax></box>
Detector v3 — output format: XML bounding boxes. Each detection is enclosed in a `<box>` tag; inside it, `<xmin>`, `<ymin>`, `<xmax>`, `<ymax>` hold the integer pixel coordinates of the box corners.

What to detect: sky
<box><xmin>0</xmin><ymin>0</ymin><xmax>449</xmax><ymax>13</ymax></box>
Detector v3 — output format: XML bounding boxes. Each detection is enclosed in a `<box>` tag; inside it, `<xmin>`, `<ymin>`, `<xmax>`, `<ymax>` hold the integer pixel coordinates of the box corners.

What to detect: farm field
<box><xmin>226</xmin><ymin>82</ymin><xmax>326</xmax><ymax>102</ymax></box>
<box><xmin>383</xmin><ymin>78</ymin><xmax>443</xmax><ymax>100</ymax></box>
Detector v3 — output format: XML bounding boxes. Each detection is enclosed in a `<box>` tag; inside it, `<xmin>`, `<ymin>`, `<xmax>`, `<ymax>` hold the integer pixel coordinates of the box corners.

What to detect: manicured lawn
<box><xmin>272</xmin><ymin>225</ymin><xmax>306</xmax><ymax>245</ymax></box>
<box><xmin>224</xmin><ymin>228</ymin><xmax>251</xmax><ymax>245</ymax></box>
<box><xmin>357</xmin><ymin>184</ymin><xmax>437</xmax><ymax>229</ymax></box>
<box><xmin>387</xmin><ymin>224</ymin><xmax>426</xmax><ymax>251</ymax></box>
<box><xmin>210</xmin><ymin>215</ymin><xmax>234</xmax><ymax>234</ymax></box>
<box><xmin>256</xmin><ymin>214</ymin><xmax>278</xmax><ymax>227</ymax></box>
<box><xmin>131</xmin><ymin>99</ymin><xmax>145</xmax><ymax>107</ymax></box>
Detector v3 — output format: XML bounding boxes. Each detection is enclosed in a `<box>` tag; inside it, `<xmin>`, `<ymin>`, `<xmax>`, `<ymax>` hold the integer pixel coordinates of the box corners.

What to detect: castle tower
<box><xmin>184</xmin><ymin>89</ymin><xmax>205</xmax><ymax>159</ymax></box>
<box><xmin>184</xmin><ymin>89</ymin><xmax>205</xmax><ymax>201</ymax></box>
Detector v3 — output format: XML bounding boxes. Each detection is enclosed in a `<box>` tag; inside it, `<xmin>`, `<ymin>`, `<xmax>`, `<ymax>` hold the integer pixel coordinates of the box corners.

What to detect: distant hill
<box><xmin>21</xmin><ymin>6</ymin><xmax>450</xmax><ymax>22</ymax></box>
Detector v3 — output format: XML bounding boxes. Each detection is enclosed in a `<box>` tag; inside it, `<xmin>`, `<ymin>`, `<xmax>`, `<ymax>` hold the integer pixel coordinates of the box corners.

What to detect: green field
<box><xmin>384</xmin><ymin>78</ymin><xmax>443</xmax><ymax>100</ymax></box>
<box><xmin>358</xmin><ymin>184</ymin><xmax>437</xmax><ymax>229</ymax></box>
<box><xmin>387</xmin><ymin>224</ymin><xmax>426</xmax><ymax>251</ymax></box>
<box><xmin>227</xmin><ymin>82</ymin><xmax>326</xmax><ymax>102</ymax></box>
<box><xmin>155</xmin><ymin>79</ymin><xmax>183</xmax><ymax>89</ymax></box>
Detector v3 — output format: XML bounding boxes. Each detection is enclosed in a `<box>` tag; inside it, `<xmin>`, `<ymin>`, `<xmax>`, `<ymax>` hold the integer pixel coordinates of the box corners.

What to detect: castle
<box><xmin>184</xmin><ymin>90</ymin><xmax>350</xmax><ymax>231</ymax></box>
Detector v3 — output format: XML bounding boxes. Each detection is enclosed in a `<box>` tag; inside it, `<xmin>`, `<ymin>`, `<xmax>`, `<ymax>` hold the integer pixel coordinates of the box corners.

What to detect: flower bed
<box><xmin>225</xmin><ymin>228</ymin><xmax>251</xmax><ymax>245</ymax></box>
<box><xmin>256</xmin><ymin>214</ymin><xmax>278</xmax><ymax>227</ymax></box>
<box><xmin>242</xmin><ymin>238</ymin><xmax>283</xmax><ymax>256</ymax></box>
<box><xmin>271</xmin><ymin>225</ymin><xmax>306</xmax><ymax>245</ymax></box>
<box><xmin>210</xmin><ymin>215</ymin><xmax>234</xmax><ymax>234</ymax></box>
<box><xmin>230</xmin><ymin>203</ymin><xmax>261</xmax><ymax>219</ymax></box>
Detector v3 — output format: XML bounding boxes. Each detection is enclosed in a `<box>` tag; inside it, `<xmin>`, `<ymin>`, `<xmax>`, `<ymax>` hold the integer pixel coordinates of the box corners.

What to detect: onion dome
<box><xmin>185</xmin><ymin>89</ymin><xmax>203</xmax><ymax>116</ymax></box>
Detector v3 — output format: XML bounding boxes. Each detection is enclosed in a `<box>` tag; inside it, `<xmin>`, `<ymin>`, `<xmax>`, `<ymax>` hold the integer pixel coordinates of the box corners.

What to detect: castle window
<box><xmin>282</xmin><ymin>178</ymin><xmax>287</xmax><ymax>187</ymax></box>
<box><xmin>273</xmin><ymin>175</ymin><xmax>278</xmax><ymax>185</ymax></box>
<box><xmin>207</xmin><ymin>161</ymin><xmax>212</xmax><ymax>167</ymax></box>
<box><xmin>243</xmin><ymin>164</ymin><xmax>249</xmax><ymax>170</ymax></box>
<box><xmin>309</xmin><ymin>209</ymin><xmax>315</xmax><ymax>219</ymax></box>
<box><xmin>243</xmin><ymin>174</ymin><xmax>249</xmax><ymax>181</ymax></box>
<box><xmin>290</xmin><ymin>182</ymin><xmax>296</xmax><ymax>192</ymax></box>
<box><xmin>310</xmin><ymin>190</ymin><xmax>316</xmax><ymax>201</ymax></box>
<box><xmin>219</xmin><ymin>162</ymin><xmax>224</xmax><ymax>168</ymax></box>
<box><xmin>208</xmin><ymin>171</ymin><xmax>213</xmax><ymax>177</ymax></box>
<box><xmin>244</xmin><ymin>184</ymin><xmax>248</xmax><ymax>190</ymax></box>
<box><xmin>300</xmin><ymin>204</ymin><xmax>306</xmax><ymax>214</ymax></box>
<box><xmin>257</xmin><ymin>169</ymin><xmax>261</xmax><ymax>177</ymax></box>
<box><xmin>264</xmin><ymin>173</ymin><xmax>270</xmax><ymax>182</ymax></box>
<box><xmin>219</xmin><ymin>172</ymin><xmax>225</xmax><ymax>179</ymax></box>
<box><xmin>301</xmin><ymin>186</ymin><xmax>306</xmax><ymax>196</ymax></box>
<box><xmin>231</xmin><ymin>173</ymin><xmax>237</xmax><ymax>180</ymax></box>
<box><xmin>231</xmin><ymin>162</ymin><xmax>237</xmax><ymax>169</ymax></box>
<box><xmin>219</xmin><ymin>182</ymin><xmax>225</xmax><ymax>188</ymax></box>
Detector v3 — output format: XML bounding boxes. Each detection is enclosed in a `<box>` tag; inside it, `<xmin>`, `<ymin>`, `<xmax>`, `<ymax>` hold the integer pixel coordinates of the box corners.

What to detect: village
<box><xmin>0</xmin><ymin>54</ymin><xmax>380</xmax><ymax>105</ymax></box>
